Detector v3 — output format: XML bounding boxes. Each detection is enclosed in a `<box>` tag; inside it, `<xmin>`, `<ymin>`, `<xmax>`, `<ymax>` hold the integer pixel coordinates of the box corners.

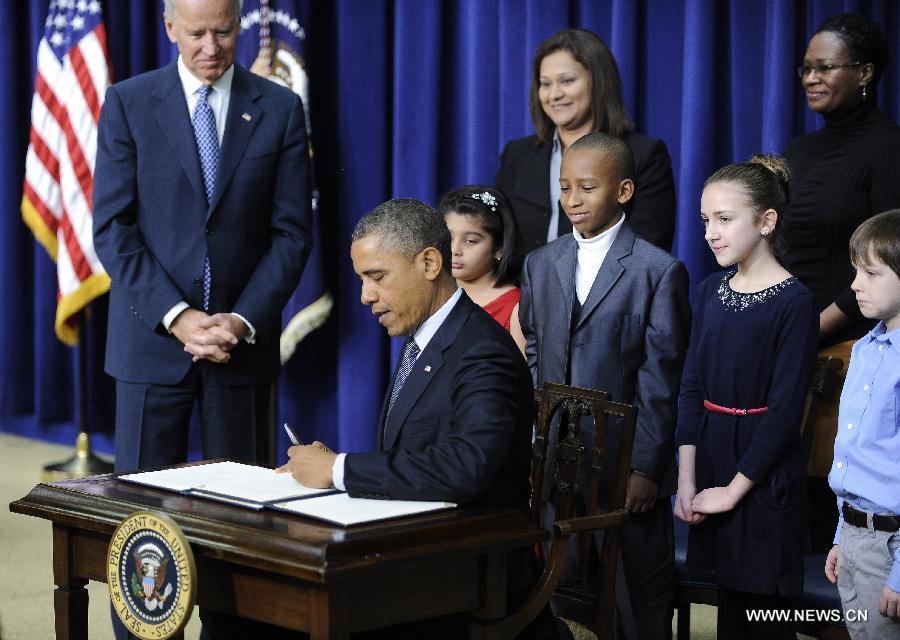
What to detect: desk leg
<box><xmin>52</xmin><ymin>524</ymin><xmax>89</xmax><ymax>640</ymax></box>
<box><xmin>468</xmin><ymin>553</ymin><xmax>507</xmax><ymax>640</ymax></box>
<box><xmin>309</xmin><ymin>589</ymin><xmax>349</xmax><ymax>640</ymax></box>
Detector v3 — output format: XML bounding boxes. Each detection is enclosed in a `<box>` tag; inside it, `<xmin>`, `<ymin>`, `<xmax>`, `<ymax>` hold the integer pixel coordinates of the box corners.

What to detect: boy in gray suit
<box><xmin>520</xmin><ymin>132</ymin><xmax>691</xmax><ymax>640</ymax></box>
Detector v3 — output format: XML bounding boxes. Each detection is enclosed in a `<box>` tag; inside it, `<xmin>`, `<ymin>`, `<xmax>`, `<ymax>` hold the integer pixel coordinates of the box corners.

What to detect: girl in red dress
<box><xmin>438</xmin><ymin>185</ymin><xmax>526</xmax><ymax>354</ymax></box>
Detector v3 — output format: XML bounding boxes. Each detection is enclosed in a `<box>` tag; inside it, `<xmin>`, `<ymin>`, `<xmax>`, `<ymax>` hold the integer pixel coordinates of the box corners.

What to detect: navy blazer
<box><xmin>344</xmin><ymin>292</ymin><xmax>533</xmax><ymax>509</ymax></box>
<box><xmin>520</xmin><ymin>223</ymin><xmax>690</xmax><ymax>496</ymax></box>
<box><xmin>496</xmin><ymin>131</ymin><xmax>676</xmax><ymax>253</ymax></box>
<box><xmin>92</xmin><ymin>62</ymin><xmax>311</xmax><ymax>386</ymax></box>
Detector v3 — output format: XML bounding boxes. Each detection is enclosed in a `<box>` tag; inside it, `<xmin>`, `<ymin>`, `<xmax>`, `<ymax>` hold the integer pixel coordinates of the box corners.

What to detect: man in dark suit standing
<box><xmin>92</xmin><ymin>0</ymin><xmax>311</xmax><ymax>475</ymax></box>
<box><xmin>281</xmin><ymin>198</ymin><xmax>557</xmax><ymax>638</ymax></box>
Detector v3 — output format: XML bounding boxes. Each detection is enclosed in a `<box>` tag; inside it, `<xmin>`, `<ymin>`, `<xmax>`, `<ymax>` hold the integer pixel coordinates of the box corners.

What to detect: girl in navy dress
<box><xmin>674</xmin><ymin>155</ymin><xmax>819</xmax><ymax>639</ymax></box>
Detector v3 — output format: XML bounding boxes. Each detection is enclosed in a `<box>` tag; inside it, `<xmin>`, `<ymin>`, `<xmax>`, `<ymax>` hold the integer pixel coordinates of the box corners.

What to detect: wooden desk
<box><xmin>9</xmin><ymin>472</ymin><xmax>548</xmax><ymax>639</ymax></box>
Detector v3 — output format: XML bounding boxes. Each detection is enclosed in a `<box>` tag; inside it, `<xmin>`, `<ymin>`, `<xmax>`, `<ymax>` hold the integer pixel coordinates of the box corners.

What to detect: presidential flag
<box><xmin>21</xmin><ymin>0</ymin><xmax>111</xmax><ymax>346</ymax></box>
<box><xmin>237</xmin><ymin>0</ymin><xmax>331</xmax><ymax>362</ymax></box>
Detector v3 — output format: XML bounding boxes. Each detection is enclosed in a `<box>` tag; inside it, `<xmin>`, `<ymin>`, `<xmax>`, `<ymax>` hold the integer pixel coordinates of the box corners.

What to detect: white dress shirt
<box><xmin>547</xmin><ymin>131</ymin><xmax>563</xmax><ymax>243</ymax></box>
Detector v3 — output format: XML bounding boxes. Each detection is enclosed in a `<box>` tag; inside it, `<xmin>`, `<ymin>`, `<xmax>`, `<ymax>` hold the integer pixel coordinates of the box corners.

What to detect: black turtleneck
<box><xmin>782</xmin><ymin>97</ymin><xmax>900</xmax><ymax>344</ymax></box>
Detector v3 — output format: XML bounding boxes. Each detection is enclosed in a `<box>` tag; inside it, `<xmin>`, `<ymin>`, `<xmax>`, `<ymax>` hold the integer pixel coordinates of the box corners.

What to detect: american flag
<box><xmin>21</xmin><ymin>0</ymin><xmax>111</xmax><ymax>346</ymax></box>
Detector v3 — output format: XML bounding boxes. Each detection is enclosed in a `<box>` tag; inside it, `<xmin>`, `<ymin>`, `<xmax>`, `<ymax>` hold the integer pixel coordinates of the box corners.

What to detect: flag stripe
<box><xmin>29</xmin><ymin>126</ymin><xmax>61</xmax><ymax>183</ymax></box>
<box><xmin>24</xmin><ymin>150</ymin><xmax>62</xmax><ymax>223</ymax></box>
<box><xmin>68</xmin><ymin>43</ymin><xmax>102</xmax><ymax>124</ymax></box>
<box><xmin>77</xmin><ymin>31</ymin><xmax>110</xmax><ymax>111</ymax></box>
<box><xmin>23</xmin><ymin>184</ymin><xmax>60</xmax><ymax>244</ymax></box>
<box><xmin>35</xmin><ymin>71</ymin><xmax>94</xmax><ymax>213</ymax></box>
<box><xmin>58</xmin><ymin>207</ymin><xmax>93</xmax><ymax>282</ymax></box>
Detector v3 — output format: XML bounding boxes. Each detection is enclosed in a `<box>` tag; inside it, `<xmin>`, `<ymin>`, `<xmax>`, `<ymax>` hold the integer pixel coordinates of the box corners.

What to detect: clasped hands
<box><xmin>171</xmin><ymin>309</ymin><xmax>247</xmax><ymax>364</ymax></box>
<box><xmin>275</xmin><ymin>442</ymin><xmax>337</xmax><ymax>488</ymax></box>
<box><xmin>675</xmin><ymin>473</ymin><xmax>753</xmax><ymax>524</ymax></box>
<box><xmin>674</xmin><ymin>485</ymin><xmax>737</xmax><ymax>525</ymax></box>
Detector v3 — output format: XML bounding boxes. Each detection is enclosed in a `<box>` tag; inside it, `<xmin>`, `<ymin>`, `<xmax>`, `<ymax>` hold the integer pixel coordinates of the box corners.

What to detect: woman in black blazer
<box><xmin>497</xmin><ymin>29</ymin><xmax>676</xmax><ymax>254</ymax></box>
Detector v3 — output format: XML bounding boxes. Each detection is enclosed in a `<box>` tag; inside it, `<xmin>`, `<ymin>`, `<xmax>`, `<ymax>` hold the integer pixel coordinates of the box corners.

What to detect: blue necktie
<box><xmin>387</xmin><ymin>338</ymin><xmax>420</xmax><ymax>419</ymax></box>
<box><xmin>193</xmin><ymin>84</ymin><xmax>218</xmax><ymax>310</ymax></box>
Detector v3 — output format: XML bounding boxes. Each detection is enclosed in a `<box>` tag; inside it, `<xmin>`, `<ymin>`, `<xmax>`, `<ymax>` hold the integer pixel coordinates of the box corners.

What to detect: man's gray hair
<box><xmin>164</xmin><ymin>0</ymin><xmax>243</xmax><ymax>21</ymax></box>
<box><xmin>352</xmin><ymin>199</ymin><xmax>452</xmax><ymax>274</ymax></box>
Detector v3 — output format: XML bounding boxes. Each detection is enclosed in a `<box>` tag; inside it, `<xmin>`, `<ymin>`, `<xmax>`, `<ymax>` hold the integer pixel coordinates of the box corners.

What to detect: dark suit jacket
<box><xmin>496</xmin><ymin>131</ymin><xmax>676</xmax><ymax>254</ymax></box>
<box><xmin>344</xmin><ymin>292</ymin><xmax>533</xmax><ymax>509</ymax></box>
<box><xmin>520</xmin><ymin>223</ymin><xmax>690</xmax><ymax>497</ymax></box>
<box><xmin>93</xmin><ymin>61</ymin><xmax>311</xmax><ymax>386</ymax></box>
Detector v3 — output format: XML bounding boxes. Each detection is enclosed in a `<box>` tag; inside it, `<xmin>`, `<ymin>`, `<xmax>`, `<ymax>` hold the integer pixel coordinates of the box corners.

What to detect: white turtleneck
<box><xmin>573</xmin><ymin>214</ymin><xmax>625</xmax><ymax>304</ymax></box>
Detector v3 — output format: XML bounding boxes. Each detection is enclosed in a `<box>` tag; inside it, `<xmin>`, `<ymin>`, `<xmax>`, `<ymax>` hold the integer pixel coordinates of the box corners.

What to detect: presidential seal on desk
<box><xmin>107</xmin><ymin>511</ymin><xmax>197</xmax><ymax>640</ymax></box>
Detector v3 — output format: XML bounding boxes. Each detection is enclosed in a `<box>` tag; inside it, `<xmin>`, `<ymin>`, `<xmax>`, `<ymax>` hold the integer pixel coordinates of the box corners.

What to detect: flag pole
<box><xmin>42</xmin><ymin>306</ymin><xmax>113</xmax><ymax>481</ymax></box>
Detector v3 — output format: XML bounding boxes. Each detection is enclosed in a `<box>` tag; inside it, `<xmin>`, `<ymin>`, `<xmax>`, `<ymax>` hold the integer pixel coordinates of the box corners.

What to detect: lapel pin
<box><xmin>241</xmin><ymin>113</ymin><xmax>252</xmax><ymax>121</ymax></box>
<box><xmin>424</xmin><ymin>365</ymin><xmax>432</xmax><ymax>372</ymax></box>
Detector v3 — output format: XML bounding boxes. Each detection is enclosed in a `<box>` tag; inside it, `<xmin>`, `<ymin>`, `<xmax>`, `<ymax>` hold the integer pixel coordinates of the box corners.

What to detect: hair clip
<box><xmin>470</xmin><ymin>191</ymin><xmax>497</xmax><ymax>211</ymax></box>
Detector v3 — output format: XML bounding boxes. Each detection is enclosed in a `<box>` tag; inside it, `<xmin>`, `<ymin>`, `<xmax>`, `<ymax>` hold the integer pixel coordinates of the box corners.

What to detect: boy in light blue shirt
<box><xmin>826</xmin><ymin>209</ymin><xmax>900</xmax><ymax>638</ymax></box>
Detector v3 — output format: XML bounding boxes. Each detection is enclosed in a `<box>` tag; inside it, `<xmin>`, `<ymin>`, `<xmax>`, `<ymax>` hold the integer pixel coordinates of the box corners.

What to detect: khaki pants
<box><xmin>837</xmin><ymin>522</ymin><xmax>900</xmax><ymax>639</ymax></box>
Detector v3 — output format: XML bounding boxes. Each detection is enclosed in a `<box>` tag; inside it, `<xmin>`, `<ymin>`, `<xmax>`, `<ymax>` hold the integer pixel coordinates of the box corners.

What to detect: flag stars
<box><xmin>54</xmin><ymin>13</ymin><xmax>68</xmax><ymax>28</ymax></box>
<box><xmin>77</xmin><ymin>0</ymin><xmax>89</xmax><ymax>12</ymax></box>
<box><xmin>88</xmin><ymin>0</ymin><xmax>101</xmax><ymax>13</ymax></box>
<box><xmin>71</xmin><ymin>15</ymin><xmax>85</xmax><ymax>30</ymax></box>
<box><xmin>50</xmin><ymin>31</ymin><xmax>65</xmax><ymax>47</ymax></box>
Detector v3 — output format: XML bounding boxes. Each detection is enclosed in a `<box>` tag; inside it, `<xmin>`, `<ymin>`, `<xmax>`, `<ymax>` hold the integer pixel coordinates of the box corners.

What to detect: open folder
<box><xmin>118</xmin><ymin>461</ymin><xmax>455</xmax><ymax>526</ymax></box>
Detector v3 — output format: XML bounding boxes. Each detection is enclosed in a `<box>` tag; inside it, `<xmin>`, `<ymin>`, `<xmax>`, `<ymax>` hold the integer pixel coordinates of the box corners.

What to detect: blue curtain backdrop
<box><xmin>2</xmin><ymin>0</ymin><xmax>899</xmax><ymax>459</ymax></box>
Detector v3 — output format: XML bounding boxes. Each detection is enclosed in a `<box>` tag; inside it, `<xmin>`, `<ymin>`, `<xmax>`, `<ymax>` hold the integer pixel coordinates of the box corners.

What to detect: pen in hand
<box><xmin>283</xmin><ymin>422</ymin><xmax>302</xmax><ymax>446</ymax></box>
<box><xmin>283</xmin><ymin>423</ymin><xmax>335</xmax><ymax>454</ymax></box>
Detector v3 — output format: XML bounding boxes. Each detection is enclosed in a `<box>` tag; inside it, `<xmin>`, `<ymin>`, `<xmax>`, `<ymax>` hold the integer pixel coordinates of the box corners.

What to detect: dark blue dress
<box><xmin>676</xmin><ymin>270</ymin><xmax>818</xmax><ymax>595</ymax></box>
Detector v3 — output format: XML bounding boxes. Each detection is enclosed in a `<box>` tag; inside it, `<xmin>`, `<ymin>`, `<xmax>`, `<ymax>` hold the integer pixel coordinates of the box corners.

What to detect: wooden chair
<box><xmin>674</xmin><ymin>355</ymin><xmax>845</xmax><ymax>639</ymax></box>
<box><xmin>476</xmin><ymin>382</ymin><xmax>635</xmax><ymax>640</ymax></box>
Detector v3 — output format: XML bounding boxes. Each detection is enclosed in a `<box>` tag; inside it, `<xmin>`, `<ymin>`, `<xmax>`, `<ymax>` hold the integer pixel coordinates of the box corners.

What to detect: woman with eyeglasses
<box><xmin>783</xmin><ymin>12</ymin><xmax>900</xmax><ymax>561</ymax></box>
<box><xmin>783</xmin><ymin>12</ymin><xmax>900</xmax><ymax>345</ymax></box>
<box><xmin>496</xmin><ymin>28</ymin><xmax>676</xmax><ymax>256</ymax></box>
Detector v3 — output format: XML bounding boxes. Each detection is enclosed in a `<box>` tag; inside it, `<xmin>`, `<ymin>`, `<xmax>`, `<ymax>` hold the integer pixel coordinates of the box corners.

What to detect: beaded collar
<box><xmin>717</xmin><ymin>270</ymin><xmax>797</xmax><ymax>312</ymax></box>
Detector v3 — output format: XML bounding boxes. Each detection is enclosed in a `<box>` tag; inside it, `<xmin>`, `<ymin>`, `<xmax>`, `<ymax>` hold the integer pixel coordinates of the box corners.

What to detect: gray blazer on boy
<box><xmin>520</xmin><ymin>222</ymin><xmax>690</xmax><ymax>495</ymax></box>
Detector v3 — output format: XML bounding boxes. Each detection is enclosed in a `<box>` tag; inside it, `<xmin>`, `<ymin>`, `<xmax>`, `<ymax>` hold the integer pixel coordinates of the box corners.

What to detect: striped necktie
<box><xmin>386</xmin><ymin>338</ymin><xmax>420</xmax><ymax>419</ymax></box>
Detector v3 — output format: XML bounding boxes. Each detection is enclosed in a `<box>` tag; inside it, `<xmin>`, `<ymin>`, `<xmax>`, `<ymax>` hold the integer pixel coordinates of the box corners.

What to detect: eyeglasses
<box><xmin>797</xmin><ymin>62</ymin><xmax>862</xmax><ymax>78</ymax></box>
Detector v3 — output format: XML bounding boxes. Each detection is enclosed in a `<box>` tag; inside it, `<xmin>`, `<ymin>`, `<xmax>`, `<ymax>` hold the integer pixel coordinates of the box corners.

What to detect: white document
<box><xmin>119</xmin><ymin>461</ymin><xmax>251</xmax><ymax>492</ymax></box>
<box><xmin>119</xmin><ymin>461</ymin><xmax>333</xmax><ymax>506</ymax></box>
<box><xmin>190</xmin><ymin>467</ymin><xmax>333</xmax><ymax>503</ymax></box>
<box><xmin>275</xmin><ymin>493</ymin><xmax>456</xmax><ymax>526</ymax></box>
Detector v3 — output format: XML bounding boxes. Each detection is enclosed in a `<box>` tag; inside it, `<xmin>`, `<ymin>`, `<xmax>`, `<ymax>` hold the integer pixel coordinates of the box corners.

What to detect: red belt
<box><xmin>703</xmin><ymin>399</ymin><xmax>768</xmax><ymax>416</ymax></box>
